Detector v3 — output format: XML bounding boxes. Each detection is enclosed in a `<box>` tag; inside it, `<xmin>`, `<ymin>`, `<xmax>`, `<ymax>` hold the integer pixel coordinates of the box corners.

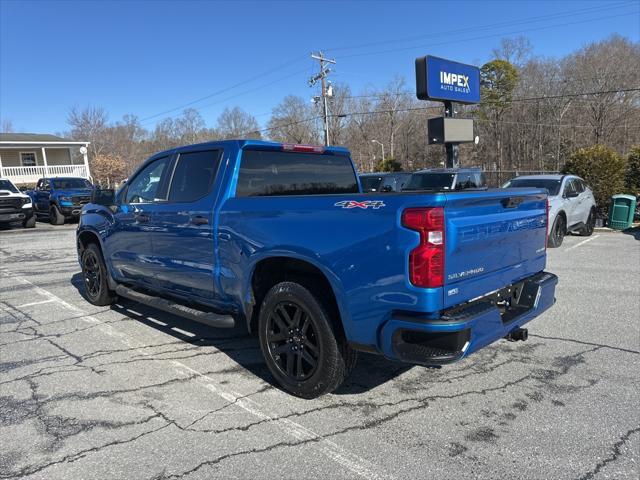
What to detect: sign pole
<box><xmin>444</xmin><ymin>100</ymin><xmax>459</xmax><ymax>168</ymax></box>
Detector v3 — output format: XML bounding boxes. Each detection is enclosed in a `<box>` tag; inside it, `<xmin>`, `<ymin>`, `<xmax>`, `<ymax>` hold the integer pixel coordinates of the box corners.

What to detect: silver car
<box><xmin>502</xmin><ymin>174</ymin><xmax>596</xmax><ymax>247</ymax></box>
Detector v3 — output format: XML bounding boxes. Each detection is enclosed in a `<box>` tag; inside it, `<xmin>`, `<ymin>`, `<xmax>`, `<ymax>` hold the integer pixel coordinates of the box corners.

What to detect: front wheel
<box><xmin>81</xmin><ymin>243</ymin><xmax>116</xmax><ymax>306</ymax></box>
<box><xmin>22</xmin><ymin>214</ymin><xmax>36</xmax><ymax>228</ymax></box>
<box><xmin>258</xmin><ymin>281</ymin><xmax>356</xmax><ymax>398</ymax></box>
<box><xmin>50</xmin><ymin>205</ymin><xmax>65</xmax><ymax>225</ymax></box>
<box><xmin>548</xmin><ymin>215</ymin><xmax>566</xmax><ymax>248</ymax></box>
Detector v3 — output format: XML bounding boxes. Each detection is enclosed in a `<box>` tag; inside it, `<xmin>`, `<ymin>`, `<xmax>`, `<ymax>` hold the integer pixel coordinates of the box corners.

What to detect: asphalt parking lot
<box><xmin>1</xmin><ymin>223</ymin><xmax>638</xmax><ymax>480</ymax></box>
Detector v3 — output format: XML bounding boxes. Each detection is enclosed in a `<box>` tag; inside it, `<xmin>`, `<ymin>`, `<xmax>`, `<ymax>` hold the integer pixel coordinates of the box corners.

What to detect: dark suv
<box><xmin>403</xmin><ymin>168</ymin><xmax>487</xmax><ymax>191</ymax></box>
<box><xmin>359</xmin><ymin>172</ymin><xmax>411</xmax><ymax>192</ymax></box>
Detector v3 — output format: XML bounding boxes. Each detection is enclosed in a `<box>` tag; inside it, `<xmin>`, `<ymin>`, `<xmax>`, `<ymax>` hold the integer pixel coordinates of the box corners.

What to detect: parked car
<box><xmin>502</xmin><ymin>174</ymin><xmax>596</xmax><ymax>248</ymax></box>
<box><xmin>359</xmin><ymin>172</ymin><xmax>411</xmax><ymax>192</ymax></box>
<box><xmin>403</xmin><ymin>168</ymin><xmax>487</xmax><ymax>191</ymax></box>
<box><xmin>0</xmin><ymin>178</ymin><xmax>35</xmax><ymax>228</ymax></box>
<box><xmin>27</xmin><ymin>177</ymin><xmax>94</xmax><ymax>225</ymax></box>
<box><xmin>77</xmin><ymin>140</ymin><xmax>557</xmax><ymax>398</ymax></box>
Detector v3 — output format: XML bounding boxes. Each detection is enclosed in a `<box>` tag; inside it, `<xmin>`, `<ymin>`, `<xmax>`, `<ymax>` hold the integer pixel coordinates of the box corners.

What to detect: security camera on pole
<box><xmin>415</xmin><ymin>56</ymin><xmax>481</xmax><ymax>168</ymax></box>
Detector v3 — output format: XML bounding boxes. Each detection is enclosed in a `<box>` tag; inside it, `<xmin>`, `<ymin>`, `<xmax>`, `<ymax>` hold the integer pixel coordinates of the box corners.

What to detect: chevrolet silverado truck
<box><xmin>0</xmin><ymin>178</ymin><xmax>36</xmax><ymax>228</ymax></box>
<box><xmin>77</xmin><ymin>140</ymin><xmax>557</xmax><ymax>398</ymax></box>
<box><xmin>28</xmin><ymin>176</ymin><xmax>94</xmax><ymax>225</ymax></box>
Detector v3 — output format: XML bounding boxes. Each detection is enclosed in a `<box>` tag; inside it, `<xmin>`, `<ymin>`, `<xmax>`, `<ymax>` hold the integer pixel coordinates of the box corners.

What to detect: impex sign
<box><xmin>416</xmin><ymin>56</ymin><xmax>481</xmax><ymax>104</ymax></box>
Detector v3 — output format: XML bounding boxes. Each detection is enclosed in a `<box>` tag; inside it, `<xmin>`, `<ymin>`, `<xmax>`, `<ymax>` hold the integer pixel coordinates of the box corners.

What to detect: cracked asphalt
<box><xmin>1</xmin><ymin>223</ymin><xmax>638</xmax><ymax>480</ymax></box>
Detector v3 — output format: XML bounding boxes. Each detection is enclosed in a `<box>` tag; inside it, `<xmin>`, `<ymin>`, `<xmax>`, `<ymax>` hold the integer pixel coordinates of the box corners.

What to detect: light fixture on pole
<box><xmin>371</xmin><ymin>139</ymin><xmax>385</xmax><ymax>161</ymax></box>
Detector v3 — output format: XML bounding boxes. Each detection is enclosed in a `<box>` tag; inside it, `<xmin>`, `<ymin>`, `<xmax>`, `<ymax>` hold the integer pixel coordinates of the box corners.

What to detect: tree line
<box><xmin>61</xmin><ymin>35</ymin><xmax>639</xmax><ymax>187</ymax></box>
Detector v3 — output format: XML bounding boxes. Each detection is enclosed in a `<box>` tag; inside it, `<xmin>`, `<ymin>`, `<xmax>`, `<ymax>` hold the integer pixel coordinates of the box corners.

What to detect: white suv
<box><xmin>0</xmin><ymin>178</ymin><xmax>36</xmax><ymax>228</ymax></box>
<box><xmin>503</xmin><ymin>174</ymin><xmax>596</xmax><ymax>247</ymax></box>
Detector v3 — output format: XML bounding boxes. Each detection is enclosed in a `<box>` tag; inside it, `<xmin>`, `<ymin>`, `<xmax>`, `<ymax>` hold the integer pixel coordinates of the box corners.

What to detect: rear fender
<box><xmin>242</xmin><ymin>248</ymin><xmax>351</xmax><ymax>335</ymax></box>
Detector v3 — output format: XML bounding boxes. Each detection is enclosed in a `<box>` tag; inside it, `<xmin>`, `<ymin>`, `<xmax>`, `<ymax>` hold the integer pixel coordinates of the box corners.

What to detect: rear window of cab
<box><xmin>235</xmin><ymin>149</ymin><xmax>359</xmax><ymax>197</ymax></box>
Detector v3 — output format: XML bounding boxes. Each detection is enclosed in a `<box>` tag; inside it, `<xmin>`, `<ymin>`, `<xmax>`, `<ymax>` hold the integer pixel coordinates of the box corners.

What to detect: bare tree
<box><xmin>66</xmin><ymin>105</ymin><xmax>109</xmax><ymax>159</ymax></box>
<box><xmin>1</xmin><ymin>119</ymin><xmax>13</xmax><ymax>133</ymax></box>
<box><xmin>266</xmin><ymin>95</ymin><xmax>320</xmax><ymax>144</ymax></box>
<box><xmin>216</xmin><ymin>106</ymin><xmax>261</xmax><ymax>139</ymax></box>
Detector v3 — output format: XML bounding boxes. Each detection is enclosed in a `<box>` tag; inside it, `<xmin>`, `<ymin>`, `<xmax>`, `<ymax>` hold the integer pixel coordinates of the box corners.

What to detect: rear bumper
<box><xmin>379</xmin><ymin>271</ymin><xmax>558</xmax><ymax>365</ymax></box>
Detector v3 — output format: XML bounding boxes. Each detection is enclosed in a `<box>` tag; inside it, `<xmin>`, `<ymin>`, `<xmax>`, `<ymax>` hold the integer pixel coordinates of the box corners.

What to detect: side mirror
<box><xmin>92</xmin><ymin>188</ymin><xmax>115</xmax><ymax>206</ymax></box>
<box><xmin>565</xmin><ymin>191</ymin><xmax>579</xmax><ymax>198</ymax></box>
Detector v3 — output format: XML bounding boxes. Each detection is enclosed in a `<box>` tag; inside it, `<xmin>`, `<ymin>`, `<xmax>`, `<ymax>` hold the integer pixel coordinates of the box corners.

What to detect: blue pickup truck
<box><xmin>77</xmin><ymin>140</ymin><xmax>557</xmax><ymax>398</ymax></box>
<box><xmin>28</xmin><ymin>176</ymin><xmax>94</xmax><ymax>225</ymax></box>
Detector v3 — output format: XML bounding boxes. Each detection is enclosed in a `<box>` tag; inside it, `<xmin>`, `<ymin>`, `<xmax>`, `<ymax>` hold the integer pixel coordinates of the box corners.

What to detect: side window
<box><xmin>574</xmin><ymin>179</ymin><xmax>585</xmax><ymax>193</ymax></box>
<box><xmin>42</xmin><ymin>179</ymin><xmax>51</xmax><ymax>190</ymax></box>
<box><xmin>563</xmin><ymin>179</ymin><xmax>576</xmax><ymax>197</ymax></box>
<box><xmin>455</xmin><ymin>174</ymin><xmax>476</xmax><ymax>189</ymax></box>
<box><xmin>168</xmin><ymin>150</ymin><xmax>221</xmax><ymax>203</ymax></box>
<box><xmin>125</xmin><ymin>157</ymin><xmax>170</xmax><ymax>204</ymax></box>
<box><xmin>36</xmin><ymin>179</ymin><xmax>43</xmax><ymax>190</ymax></box>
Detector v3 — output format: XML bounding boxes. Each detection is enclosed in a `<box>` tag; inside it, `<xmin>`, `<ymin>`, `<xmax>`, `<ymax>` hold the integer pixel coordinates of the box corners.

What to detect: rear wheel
<box><xmin>579</xmin><ymin>209</ymin><xmax>596</xmax><ymax>236</ymax></box>
<box><xmin>548</xmin><ymin>215</ymin><xmax>565</xmax><ymax>248</ymax></box>
<box><xmin>50</xmin><ymin>205</ymin><xmax>65</xmax><ymax>225</ymax></box>
<box><xmin>81</xmin><ymin>243</ymin><xmax>116</xmax><ymax>306</ymax></box>
<box><xmin>258</xmin><ymin>281</ymin><xmax>356</xmax><ymax>398</ymax></box>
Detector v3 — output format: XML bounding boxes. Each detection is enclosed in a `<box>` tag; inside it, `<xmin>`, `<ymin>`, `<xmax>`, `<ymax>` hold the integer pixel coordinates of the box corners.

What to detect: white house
<box><xmin>0</xmin><ymin>133</ymin><xmax>91</xmax><ymax>185</ymax></box>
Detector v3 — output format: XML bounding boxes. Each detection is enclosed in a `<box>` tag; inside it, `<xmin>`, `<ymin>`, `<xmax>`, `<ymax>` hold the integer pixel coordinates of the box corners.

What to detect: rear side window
<box><xmin>168</xmin><ymin>150</ymin><xmax>221</xmax><ymax>203</ymax></box>
<box><xmin>236</xmin><ymin>150</ymin><xmax>359</xmax><ymax>197</ymax></box>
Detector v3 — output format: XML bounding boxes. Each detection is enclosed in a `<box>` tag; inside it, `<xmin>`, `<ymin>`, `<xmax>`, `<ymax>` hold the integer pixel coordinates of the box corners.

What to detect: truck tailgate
<box><xmin>442</xmin><ymin>188</ymin><xmax>547</xmax><ymax>308</ymax></box>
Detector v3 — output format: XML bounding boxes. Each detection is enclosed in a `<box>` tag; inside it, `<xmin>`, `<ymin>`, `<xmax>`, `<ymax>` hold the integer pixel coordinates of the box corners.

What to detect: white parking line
<box><xmin>0</xmin><ymin>269</ymin><xmax>391</xmax><ymax>480</ymax></box>
<box><xmin>15</xmin><ymin>299</ymin><xmax>56</xmax><ymax>308</ymax></box>
<box><xmin>565</xmin><ymin>234</ymin><xmax>600</xmax><ymax>251</ymax></box>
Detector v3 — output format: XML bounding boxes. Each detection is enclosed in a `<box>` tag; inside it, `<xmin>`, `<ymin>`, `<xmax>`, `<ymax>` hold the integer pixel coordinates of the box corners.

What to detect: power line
<box><xmin>337</xmin><ymin>9</ymin><xmax>639</xmax><ymax>60</ymax></box>
<box><xmin>139</xmin><ymin>55</ymin><xmax>308</xmax><ymax>122</ymax></box>
<box><xmin>244</xmin><ymin>88</ymin><xmax>640</xmax><ymax>136</ymax></box>
<box><xmin>324</xmin><ymin>1</ymin><xmax>635</xmax><ymax>53</ymax></box>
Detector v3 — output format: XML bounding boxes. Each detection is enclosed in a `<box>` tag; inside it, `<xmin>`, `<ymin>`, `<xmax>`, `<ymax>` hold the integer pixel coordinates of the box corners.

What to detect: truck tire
<box><xmin>81</xmin><ymin>243</ymin><xmax>116</xmax><ymax>306</ymax></box>
<box><xmin>50</xmin><ymin>205</ymin><xmax>65</xmax><ymax>225</ymax></box>
<box><xmin>22</xmin><ymin>214</ymin><xmax>36</xmax><ymax>228</ymax></box>
<box><xmin>258</xmin><ymin>281</ymin><xmax>356</xmax><ymax>398</ymax></box>
<box><xmin>578</xmin><ymin>208</ymin><xmax>596</xmax><ymax>236</ymax></box>
<box><xmin>548</xmin><ymin>215</ymin><xmax>565</xmax><ymax>248</ymax></box>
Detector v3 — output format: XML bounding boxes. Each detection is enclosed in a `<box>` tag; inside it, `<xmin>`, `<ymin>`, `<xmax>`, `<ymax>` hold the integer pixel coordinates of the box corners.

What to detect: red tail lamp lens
<box><xmin>402</xmin><ymin>207</ymin><xmax>445</xmax><ymax>288</ymax></box>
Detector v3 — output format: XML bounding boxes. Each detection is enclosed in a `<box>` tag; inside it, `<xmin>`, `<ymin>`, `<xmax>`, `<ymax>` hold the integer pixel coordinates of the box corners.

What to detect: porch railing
<box><xmin>0</xmin><ymin>165</ymin><xmax>90</xmax><ymax>185</ymax></box>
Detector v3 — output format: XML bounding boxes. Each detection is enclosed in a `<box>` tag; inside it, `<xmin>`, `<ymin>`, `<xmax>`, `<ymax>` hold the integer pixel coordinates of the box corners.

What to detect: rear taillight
<box><xmin>402</xmin><ymin>207</ymin><xmax>445</xmax><ymax>288</ymax></box>
<box><xmin>545</xmin><ymin>198</ymin><xmax>550</xmax><ymax>249</ymax></box>
<box><xmin>281</xmin><ymin>143</ymin><xmax>325</xmax><ymax>153</ymax></box>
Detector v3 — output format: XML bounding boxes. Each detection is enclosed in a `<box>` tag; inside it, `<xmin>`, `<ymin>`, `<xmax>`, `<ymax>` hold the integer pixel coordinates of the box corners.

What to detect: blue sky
<box><xmin>1</xmin><ymin>0</ymin><xmax>639</xmax><ymax>134</ymax></box>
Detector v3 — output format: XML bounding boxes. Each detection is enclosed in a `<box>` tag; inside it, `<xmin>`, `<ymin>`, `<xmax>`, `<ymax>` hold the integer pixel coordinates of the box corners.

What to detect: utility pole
<box><xmin>309</xmin><ymin>51</ymin><xmax>335</xmax><ymax>146</ymax></box>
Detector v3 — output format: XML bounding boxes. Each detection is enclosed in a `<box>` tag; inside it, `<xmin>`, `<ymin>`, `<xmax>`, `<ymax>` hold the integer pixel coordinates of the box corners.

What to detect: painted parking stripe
<box><xmin>566</xmin><ymin>234</ymin><xmax>600</xmax><ymax>251</ymax></box>
<box><xmin>0</xmin><ymin>269</ymin><xmax>392</xmax><ymax>480</ymax></box>
<box><xmin>15</xmin><ymin>298</ymin><xmax>56</xmax><ymax>308</ymax></box>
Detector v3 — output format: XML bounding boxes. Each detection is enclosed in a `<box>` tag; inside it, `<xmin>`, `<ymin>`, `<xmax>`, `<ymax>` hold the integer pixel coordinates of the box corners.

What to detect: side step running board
<box><xmin>115</xmin><ymin>285</ymin><xmax>235</xmax><ymax>329</ymax></box>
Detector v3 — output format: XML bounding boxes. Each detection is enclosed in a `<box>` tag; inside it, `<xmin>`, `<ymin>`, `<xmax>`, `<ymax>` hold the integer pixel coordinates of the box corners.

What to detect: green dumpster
<box><xmin>608</xmin><ymin>194</ymin><xmax>637</xmax><ymax>230</ymax></box>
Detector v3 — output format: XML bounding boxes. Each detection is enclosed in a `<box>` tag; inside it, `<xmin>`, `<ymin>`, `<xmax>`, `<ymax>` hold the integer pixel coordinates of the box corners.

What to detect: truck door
<box><xmin>149</xmin><ymin>149</ymin><xmax>221</xmax><ymax>301</ymax></box>
<box><xmin>35</xmin><ymin>179</ymin><xmax>51</xmax><ymax>212</ymax></box>
<box><xmin>104</xmin><ymin>155</ymin><xmax>172</xmax><ymax>287</ymax></box>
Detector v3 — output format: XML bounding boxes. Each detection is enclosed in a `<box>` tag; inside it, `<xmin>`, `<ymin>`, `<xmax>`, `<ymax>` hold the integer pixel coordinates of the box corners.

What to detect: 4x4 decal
<box><xmin>334</xmin><ymin>200</ymin><xmax>386</xmax><ymax>209</ymax></box>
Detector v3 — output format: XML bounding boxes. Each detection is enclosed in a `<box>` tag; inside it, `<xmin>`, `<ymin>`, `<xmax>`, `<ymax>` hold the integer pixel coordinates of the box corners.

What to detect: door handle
<box><xmin>135</xmin><ymin>213</ymin><xmax>150</xmax><ymax>223</ymax></box>
<box><xmin>190</xmin><ymin>215</ymin><xmax>209</xmax><ymax>226</ymax></box>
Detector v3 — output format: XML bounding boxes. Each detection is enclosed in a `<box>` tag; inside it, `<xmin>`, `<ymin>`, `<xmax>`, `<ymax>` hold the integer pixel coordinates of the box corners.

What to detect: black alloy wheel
<box><xmin>265</xmin><ymin>302</ymin><xmax>320</xmax><ymax>381</ymax></box>
<box><xmin>581</xmin><ymin>210</ymin><xmax>595</xmax><ymax>236</ymax></box>
<box><xmin>549</xmin><ymin>215</ymin><xmax>565</xmax><ymax>248</ymax></box>
<box><xmin>81</xmin><ymin>243</ymin><xmax>116</xmax><ymax>306</ymax></box>
<box><xmin>258</xmin><ymin>281</ymin><xmax>356</xmax><ymax>398</ymax></box>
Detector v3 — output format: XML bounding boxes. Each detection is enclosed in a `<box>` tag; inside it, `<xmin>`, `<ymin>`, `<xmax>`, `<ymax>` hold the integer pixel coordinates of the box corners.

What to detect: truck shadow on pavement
<box><xmin>70</xmin><ymin>273</ymin><xmax>413</xmax><ymax>395</ymax></box>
